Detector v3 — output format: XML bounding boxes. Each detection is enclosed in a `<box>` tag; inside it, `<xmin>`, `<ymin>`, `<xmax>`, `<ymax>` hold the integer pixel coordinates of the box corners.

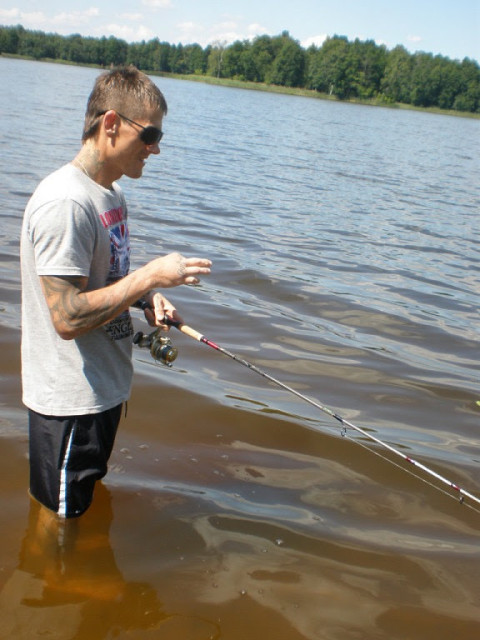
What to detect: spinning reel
<box><xmin>133</xmin><ymin>329</ymin><xmax>178</xmax><ymax>367</ymax></box>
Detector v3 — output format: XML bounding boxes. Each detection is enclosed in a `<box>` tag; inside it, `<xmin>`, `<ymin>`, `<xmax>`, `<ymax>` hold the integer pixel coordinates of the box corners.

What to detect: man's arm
<box><xmin>40</xmin><ymin>252</ymin><xmax>211</xmax><ymax>340</ymax></box>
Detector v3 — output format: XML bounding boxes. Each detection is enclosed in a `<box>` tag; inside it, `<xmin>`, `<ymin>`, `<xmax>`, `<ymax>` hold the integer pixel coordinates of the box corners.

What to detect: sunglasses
<box><xmin>96</xmin><ymin>110</ymin><xmax>163</xmax><ymax>145</ymax></box>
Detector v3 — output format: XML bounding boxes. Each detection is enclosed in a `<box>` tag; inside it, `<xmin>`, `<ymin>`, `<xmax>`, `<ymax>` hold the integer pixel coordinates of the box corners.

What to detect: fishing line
<box><xmin>343</xmin><ymin>428</ymin><xmax>480</xmax><ymax>515</ymax></box>
<box><xmin>134</xmin><ymin>312</ymin><xmax>480</xmax><ymax>512</ymax></box>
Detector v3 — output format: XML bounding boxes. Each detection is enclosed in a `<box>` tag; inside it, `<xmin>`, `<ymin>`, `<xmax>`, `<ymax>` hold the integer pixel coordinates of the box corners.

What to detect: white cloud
<box><xmin>208</xmin><ymin>30</ymin><xmax>243</xmax><ymax>46</ymax></box>
<box><xmin>0</xmin><ymin>8</ymin><xmax>20</xmax><ymax>19</ymax></box>
<box><xmin>52</xmin><ymin>9</ymin><xmax>100</xmax><ymax>27</ymax></box>
<box><xmin>407</xmin><ymin>35</ymin><xmax>423</xmax><ymax>44</ymax></box>
<box><xmin>0</xmin><ymin>9</ymin><xmax>49</xmax><ymax>28</ymax></box>
<box><xmin>101</xmin><ymin>22</ymin><xmax>154</xmax><ymax>41</ymax></box>
<box><xmin>174</xmin><ymin>17</ymin><xmax>271</xmax><ymax>47</ymax></box>
<box><xmin>0</xmin><ymin>7</ymin><xmax>102</xmax><ymax>32</ymax></box>
<box><xmin>19</xmin><ymin>11</ymin><xmax>48</xmax><ymax>26</ymax></box>
<box><xmin>176</xmin><ymin>21</ymin><xmax>213</xmax><ymax>45</ymax></box>
<box><xmin>214</xmin><ymin>21</ymin><xmax>238</xmax><ymax>32</ymax></box>
<box><xmin>119</xmin><ymin>13</ymin><xmax>144</xmax><ymax>22</ymax></box>
<box><xmin>175</xmin><ymin>20</ymin><xmax>239</xmax><ymax>46</ymax></box>
<box><xmin>141</xmin><ymin>0</ymin><xmax>172</xmax><ymax>8</ymax></box>
<box><xmin>178</xmin><ymin>21</ymin><xmax>205</xmax><ymax>37</ymax></box>
<box><xmin>247</xmin><ymin>23</ymin><xmax>268</xmax><ymax>37</ymax></box>
<box><xmin>200</xmin><ymin>20</ymin><xmax>271</xmax><ymax>46</ymax></box>
<box><xmin>302</xmin><ymin>33</ymin><xmax>328</xmax><ymax>48</ymax></box>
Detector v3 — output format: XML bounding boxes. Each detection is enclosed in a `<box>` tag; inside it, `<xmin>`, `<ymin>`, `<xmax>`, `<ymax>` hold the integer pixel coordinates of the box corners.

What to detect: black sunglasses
<box><xmin>96</xmin><ymin>110</ymin><xmax>163</xmax><ymax>145</ymax></box>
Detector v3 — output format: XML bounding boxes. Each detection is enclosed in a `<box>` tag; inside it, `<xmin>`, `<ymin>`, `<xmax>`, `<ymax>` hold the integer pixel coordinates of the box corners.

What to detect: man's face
<box><xmin>112</xmin><ymin>108</ymin><xmax>164</xmax><ymax>180</ymax></box>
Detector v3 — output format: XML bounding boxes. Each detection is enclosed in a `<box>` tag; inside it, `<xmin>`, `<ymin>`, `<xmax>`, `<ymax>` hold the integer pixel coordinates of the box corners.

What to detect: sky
<box><xmin>1</xmin><ymin>0</ymin><xmax>479</xmax><ymax>62</ymax></box>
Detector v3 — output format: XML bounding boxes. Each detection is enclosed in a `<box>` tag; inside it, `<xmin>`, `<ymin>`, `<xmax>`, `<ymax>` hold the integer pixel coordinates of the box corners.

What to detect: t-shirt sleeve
<box><xmin>28</xmin><ymin>198</ymin><xmax>97</xmax><ymax>277</ymax></box>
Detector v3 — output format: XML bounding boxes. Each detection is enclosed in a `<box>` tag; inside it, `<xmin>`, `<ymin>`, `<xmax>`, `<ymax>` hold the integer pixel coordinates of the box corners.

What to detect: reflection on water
<box><xmin>0</xmin><ymin>58</ymin><xmax>479</xmax><ymax>639</ymax></box>
<box><xmin>0</xmin><ymin>485</ymin><xmax>222</xmax><ymax>640</ymax></box>
<box><xmin>0</xmin><ymin>486</ymin><xmax>165</xmax><ymax>639</ymax></box>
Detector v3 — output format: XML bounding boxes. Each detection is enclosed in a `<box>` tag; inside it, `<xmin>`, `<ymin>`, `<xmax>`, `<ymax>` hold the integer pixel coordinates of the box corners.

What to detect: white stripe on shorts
<box><xmin>58</xmin><ymin>426</ymin><xmax>75</xmax><ymax>518</ymax></box>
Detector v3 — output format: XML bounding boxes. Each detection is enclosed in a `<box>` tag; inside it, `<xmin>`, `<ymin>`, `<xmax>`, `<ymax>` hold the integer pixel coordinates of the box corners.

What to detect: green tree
<box><xmin>453</xmin><ymin>57</ymin><xmax>480</xmax><ymax>112</ymax></box>
<box><xmin>81</xmin><ymin>37</ymin><xmax>101</xmax><ymax>64</ymax></box>
<box><xmin>103</xmin><ymin>35</ymin><xmax>128</xmax><ymax>67</ymax></box>
<box><xmin>168</xmin><ymin>43</ymin><xmax>186</xmax><ymax>73</ymax></box>
<box><xmin>350</xmin><ymin>38</ymin><xmax>387</xmax><ymax>98</ymax></box>
<box><xmin>1</xmin><ymin>25</ymin><xmax>478</xmax><ymax>113</ymax></box>
<box><xmin>207</xmin><ymin>41</ymin><xmax>227</xmax><ymax>77</ymax></box>
<box><xmin>248</xmin><ymin>35</ymin><xmax>276</xmax><ymax>82</ymax></box>
<box><xmin>62</xmin><ymin>34</ymin><xmax>86</xmax><ymax>63</ymax></box>
<box><xmin>269</xmin><ymin>35</ymin><xmax>306</xmax><ymax>87</ymax></box>
<box><xmin>126</xmin><ymin>41</ymin><xmax>146</xmax><ymax>69</ymax></box>
<box><xmin>17</xmin><ymin>29</ymin><xmax>48</xmax><ymax>59</ymax></box>
<box><xmin>222</xmin><ymin>40</ymin><xmax>249</xmax><ymax>79</ymax></box>
<box><xmin>183</xmin><ymin>43</ymin><xmax>208</xmax><ymax>74</ymax></box>
<box><xmin>0</xmin><ymin>25</ymin><xmax>22</xmax><ymax>54</ymax></box>
<box><xmin>307</xmin><ymin>36</ymin><xmax>354</xmax><ymax>98</ymax></box>
<box><xmin>381</xmin><ymin>45</ymin><xmax>414</xmax><ymax>103</ymax></box>
<box><xmin>436</xmin><ymin>57</ymin><xmax>462</xmax><ymax>109</ymax></box>
<box><xmin>409</xmin><ymin>53</ymin><xmax>444</xmax><ymax>107</ymax></box>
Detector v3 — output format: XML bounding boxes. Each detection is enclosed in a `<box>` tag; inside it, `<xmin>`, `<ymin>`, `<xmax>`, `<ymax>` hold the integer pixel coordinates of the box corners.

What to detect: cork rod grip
<box><xmin>174</xmin><ymin>323</ymin><xmax>204</xmax><ymax>342</ymax></box>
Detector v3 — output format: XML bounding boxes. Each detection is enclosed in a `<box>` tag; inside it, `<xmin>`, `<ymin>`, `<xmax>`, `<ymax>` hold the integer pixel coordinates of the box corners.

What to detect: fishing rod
<box><xmin>133</xmin><ymin>313</ymin><xmax>480</xmax><ymax>511</ymax></box>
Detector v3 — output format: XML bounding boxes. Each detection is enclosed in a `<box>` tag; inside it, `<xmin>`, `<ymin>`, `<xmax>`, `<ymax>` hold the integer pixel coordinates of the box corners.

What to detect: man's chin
<box><xmin>125</xmin><ymin>167</ymin><xmax>144</xmax><ymax>180</ymax></box>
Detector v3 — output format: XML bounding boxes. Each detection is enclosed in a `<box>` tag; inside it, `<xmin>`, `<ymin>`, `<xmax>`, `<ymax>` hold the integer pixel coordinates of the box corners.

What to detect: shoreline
<box><xmin>2</xmin><ymin>53</ymin><xmax>479</xmax><ymax>120</ymax></box>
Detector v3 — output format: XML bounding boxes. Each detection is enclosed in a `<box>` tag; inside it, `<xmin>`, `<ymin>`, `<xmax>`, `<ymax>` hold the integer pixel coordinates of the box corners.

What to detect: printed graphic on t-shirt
<box><xmin>104</xmin><ymin>309</ymin><xmax>133</xmax><ymax>341</ymax></box>
<box><xmin>100</xmin><ymin>206</ymin><xmax>133</xmax><ymax>341</ymax></box>
<box><xmin>99</xmin><ymin>206</ymin><xmax>131</xmax><ymax>283</ymax></box>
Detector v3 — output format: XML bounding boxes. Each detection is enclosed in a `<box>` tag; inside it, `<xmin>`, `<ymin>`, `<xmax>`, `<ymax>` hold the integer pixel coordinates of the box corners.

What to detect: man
<box><xmin>20</xmin><ymin>65</ymin><xmax>211</xmax><ymax>518</ymax></box>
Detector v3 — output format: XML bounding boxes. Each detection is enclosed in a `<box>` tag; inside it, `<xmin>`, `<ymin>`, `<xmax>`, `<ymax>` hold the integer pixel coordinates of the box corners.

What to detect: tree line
<box><xmin>1</xmin><ymin>25</ymin><xmax>479</xmax><ymax>113</ymax></box>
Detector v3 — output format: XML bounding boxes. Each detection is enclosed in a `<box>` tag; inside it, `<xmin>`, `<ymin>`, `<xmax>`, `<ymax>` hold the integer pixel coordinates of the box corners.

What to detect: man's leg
<box><xmin>28</xmin><ymin>404</ymin><xmax>122</xmax><ymax>518</ymax></box>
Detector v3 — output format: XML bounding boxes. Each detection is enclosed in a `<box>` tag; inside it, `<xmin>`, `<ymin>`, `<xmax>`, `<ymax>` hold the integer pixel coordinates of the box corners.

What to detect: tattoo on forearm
<box><xmin>41</xmin><ymin>275</ymin><xmax>130</xmax><ymax>334</ymax></box>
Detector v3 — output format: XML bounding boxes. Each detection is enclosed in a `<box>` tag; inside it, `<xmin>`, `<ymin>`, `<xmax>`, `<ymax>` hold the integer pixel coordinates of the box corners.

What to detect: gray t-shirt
<box><xmin>21</xmin><ymin>163</ymin><xmax>134</xmax><ymax>415</ymax></box>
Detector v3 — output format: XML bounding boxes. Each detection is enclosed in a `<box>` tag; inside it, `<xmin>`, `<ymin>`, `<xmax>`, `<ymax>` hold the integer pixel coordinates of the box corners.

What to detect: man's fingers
<box><xmin>181</xmin><ymin>258</ymin><xmax>211</xmax><ymax>283</ymax></box>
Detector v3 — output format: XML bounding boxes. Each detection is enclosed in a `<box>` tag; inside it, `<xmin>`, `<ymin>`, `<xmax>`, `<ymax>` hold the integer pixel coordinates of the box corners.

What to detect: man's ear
<box><xmin>102</xmin><ymin>110</ymin><xmax>118</xmax><ymax>137</ymax></box>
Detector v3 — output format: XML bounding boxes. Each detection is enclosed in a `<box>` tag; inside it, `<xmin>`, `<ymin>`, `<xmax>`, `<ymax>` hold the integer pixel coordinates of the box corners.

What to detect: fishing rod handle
<box><xmin>163</xmin><ymin>315</ymin><xmax>204</xmax><ymax>342</ymax></box>
<box><xmin>133</xmin><ymin>298</ymin><xmax>203</xmax><ymax>341</ymax></box>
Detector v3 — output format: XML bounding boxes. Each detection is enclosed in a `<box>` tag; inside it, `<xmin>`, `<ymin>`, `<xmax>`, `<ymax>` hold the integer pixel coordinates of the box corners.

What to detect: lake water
<box><xmin>0</xmin><ymin>57</ymin><xmax>479</xmax><ymax>639</ymax></box>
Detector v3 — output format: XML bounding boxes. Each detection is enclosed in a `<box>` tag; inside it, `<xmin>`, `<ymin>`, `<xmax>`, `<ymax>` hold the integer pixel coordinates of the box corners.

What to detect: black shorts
<box><xmin>28</xmin><ymin>404</ymin><xmax>122</xmax><ymax>518</ymax></box>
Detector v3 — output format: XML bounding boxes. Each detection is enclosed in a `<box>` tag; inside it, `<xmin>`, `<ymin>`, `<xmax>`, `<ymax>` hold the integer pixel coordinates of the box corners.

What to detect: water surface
<box><xmin>0</xmin><ymin>57</ymin><xmax>479</xmax><ymax>639</ymax></box>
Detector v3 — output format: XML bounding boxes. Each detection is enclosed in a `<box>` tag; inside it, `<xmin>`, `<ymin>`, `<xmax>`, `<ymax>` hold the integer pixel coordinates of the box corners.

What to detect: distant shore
<box><xmin>3</xmin><ymin>53</ymin><xmax>479</xmax><ymax>119</ymax></box>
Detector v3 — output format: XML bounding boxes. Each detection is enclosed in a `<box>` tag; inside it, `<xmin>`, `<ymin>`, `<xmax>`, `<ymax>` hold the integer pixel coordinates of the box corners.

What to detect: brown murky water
<box><xmin>0</xmin><ymin>58</ymin><xmax>479</xmax><ymax>639</ymax></box>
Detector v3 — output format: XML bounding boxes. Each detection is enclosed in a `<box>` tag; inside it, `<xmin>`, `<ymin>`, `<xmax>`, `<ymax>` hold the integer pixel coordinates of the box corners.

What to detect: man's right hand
<box><xmin>148</xmin><ymin>252</ymin><xmax>212</xmax><ymax>288</ymax></box>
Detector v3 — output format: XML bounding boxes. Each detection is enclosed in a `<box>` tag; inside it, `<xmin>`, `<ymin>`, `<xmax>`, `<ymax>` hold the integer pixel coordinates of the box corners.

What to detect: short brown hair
<box><xmin>82</xmin><ymin>65</ymin><xmax>168</xmax><ymax>142</ymax></box>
